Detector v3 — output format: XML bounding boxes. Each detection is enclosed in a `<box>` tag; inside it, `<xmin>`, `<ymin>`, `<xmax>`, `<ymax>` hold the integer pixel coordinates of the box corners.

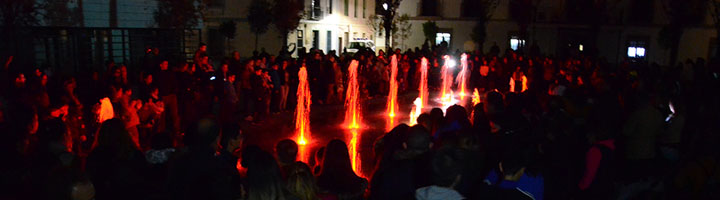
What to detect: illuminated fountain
<box><xmin>409</xmin><ymin>57</ymin><xmax>429</xmax><ymax>125</ymax></box>
<box><xmin>344</xmin><ymin>60</ymin><xmax>363</xmax><ymax>176</ymax></box>
<box><xmin>472</xmin><ymin>88</ymin><xmax>481</xmax><ymax>107</ymax></box>
<box><xmin>439</xmin><ymin>55</ymin><xmax>458</xmax><ymax>111</ymax></box>
<box><xmin>456</xmin><ymin>54</ymin><xmax>469</xmax><ymax>102</ymax></box>
<box><xmin>386</xmin><ymin>55</ymin><xmax>399</xmax><ymax>130</ymax></box>
<box><xmin>295</xmin><ymin>67</ymin><xmax>311</xmax><ymax>163</ymax></box>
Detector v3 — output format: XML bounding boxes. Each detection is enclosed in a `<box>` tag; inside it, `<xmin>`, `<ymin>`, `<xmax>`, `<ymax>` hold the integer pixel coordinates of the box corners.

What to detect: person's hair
<box><xmin>417</xmin><ymin>113</ymin><xmax>431</xmax><ymax>125</ymax></box>
<box><xmin>317</xmin><ymin>139</ymin><xmax>364</xmax><ymax>194</ymax></box>
<box><xmin>286</xmin><ymin>162</ymin><xmax>318</xmax><ymax>200</ymax></box>
<box><xmin>276</xmin><ymin>139</ymin><xmax>298</xmax><ymax>165</ymax></box>
<box><xmin>446</xmin><ymin>105</ymin><xmax>468</xmax><ymax>123</ymax></box>
<box><xmin>246</xmin><ymin>150</ymin><xmax>287</xmax><ymax>200</ymax></box>
<box><xmin>405</xmin><ymin>125</ymin><xmax>432</xmax><ymax>151</ymax></box>
<box><xmin>93</xmin><ymin>118</ymin><xmax>137</xmax><ymax>159</ymax></box>
<box><xmin>431</xmin><ymin>148</ymin><xmax>465</xmax><ymax>187</ymax></box>
<box><xmin>430</xmin><ymin>108</ymin><xmax>444</xmax><ymax>120</ymax></box>
<box><xmin>500</xmin><ymin>147</ymin><xmax>529</xmax><ymax>176</ymax></box>
<box><xmin>220</xmin><ymin>124</ymin><xmax>243</xmax><ymax>150</ymax></box>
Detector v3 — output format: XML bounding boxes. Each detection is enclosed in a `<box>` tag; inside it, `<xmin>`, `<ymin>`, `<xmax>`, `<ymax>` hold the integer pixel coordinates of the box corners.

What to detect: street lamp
<box><xmin>383</xmin><ymin>3</ymin><xmax>388</xmax><ymax>10</ymax></box>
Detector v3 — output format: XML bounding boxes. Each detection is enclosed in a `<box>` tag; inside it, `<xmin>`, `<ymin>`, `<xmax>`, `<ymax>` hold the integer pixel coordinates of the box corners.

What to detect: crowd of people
<box><xmin>1</xmin><ymin>41</ymin><xmax>719</xmax><ymax>200</ymax></box>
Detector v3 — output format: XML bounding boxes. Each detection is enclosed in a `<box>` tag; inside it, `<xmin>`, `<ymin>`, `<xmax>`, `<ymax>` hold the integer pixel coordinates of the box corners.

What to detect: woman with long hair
<box><xmin>86</xmin><ymin>118</ymin><xmax>147</xmax><ymax>199</ymax></box>
<box><xmin>245</xmin><ymin>150</ymin><xmax>295</xmax><ymax>200</ymax></box>
<box><xmin>286</xmin><ymin>162</ymin><xmax>319</xmax><ymax>200</ymax></box>
<box><xmin>317</xmin><ymin>139</ymin><xmax>367</xmax><ymax>200</ymax></box>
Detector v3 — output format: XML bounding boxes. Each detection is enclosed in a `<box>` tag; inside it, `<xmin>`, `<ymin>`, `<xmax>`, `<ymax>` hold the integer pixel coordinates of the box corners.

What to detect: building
<box><xmin>204</xmin><ymin>0</ymin><xmax>378</xmax><ymax>58</ymax></box>
<box><xmin>4</xmin><ymin>0</ymin><xmax>201</xmax><ymax>73</ymax></box>
<box><xmin>394</xmin><ymin>0</ymin><xmax>718</xmax><ymax>65</ymax></box>
<box><xmin>293</xmin><ymin>0</ymin><xmax>378</xmax><ymax>55</ymax></box>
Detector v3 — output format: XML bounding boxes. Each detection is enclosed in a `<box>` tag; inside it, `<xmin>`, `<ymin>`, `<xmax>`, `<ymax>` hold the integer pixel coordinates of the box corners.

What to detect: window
<box><xmin>421</xmin><ymin>0</ymin><xmax>438</xmax><ymax>16</ymax></box>
<box><xmin>509</xmin><ymin>36</ymin><xmax>525</xmax><ymax>51</ymax></box>
<box><xmin>329</xmin><ymin>0</ymin><xmax>333</xmax><ymax>14</ymax></box>
<box><xmin>345</xmin><ymin>0</ymin><xmax>349</xmax><ymax>16</ymax></box>
<box><xmin>354</xmin><ymin>0</ymin><xmax>357</xmax><ymax>17</ymax></box>
<box><xmin>579</xmin><ymin>44</ymin><xmax>584</xmax><ymax>52</ymax></box>
<box><xmin>362</xmin><ymin>0</ymin><xmax>366</xmax><ymax>18</ymax></box>
<box><xmin>627</xmin><ymin>41</ymin><xmax>646</xmax><ymax>58</ymax></box>
<box><xmin>435</xmin><ymin>33</ymin><xmax>451</xmax><ymax>45</ymax></box>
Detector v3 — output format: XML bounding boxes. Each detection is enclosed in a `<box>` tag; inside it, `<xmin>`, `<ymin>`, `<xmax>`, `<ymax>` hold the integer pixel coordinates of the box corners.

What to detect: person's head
<box><xmin>143</xmin><ymin>73</ymin><xmax>153</xmax><ymax>85</ymax></box>
<box><xmin>227</xmin><ymin>74</ymin><xmax>236</xmax><ymax>83</ymax></box>
<box><xmin>14</xmin><ymin>72</ymin><xmax>26</xmax><ymax>87</ymax></box>
<box><xmin>70</xmin><ymin>174</ymin><xmax>95</xmax><ymax>200</ymax></box>
<box><xmin>430</xmin><ymin>108</ymin><xmax>444</xmax><ymax>120</ymax></box>
<box><xmin>404</xmin><ymin>125</ymin><xmax>432</xmax><ymax>152</ymax></box>
<box><xmin>431</xmin><ymin>148</ymin><xmax>465</xmax><ymax>188</ymax></box>
<box><xmin>499</xmin><ymin>149</ymin><xmax>528</xmax><ymax>181</ymax></box>
<box><xmin>254</xmin><ymin>68</ymin><xmax>263</xmax><ymax>76</ymax></box>
<box><xmin>152</xmin><ymin>47</ymin><xmax>159</xmax><ymax>55</ymax></box>
<box><xmin>245</xmin><ymin>150</ymin><xmax>286</xmax><ymax>200</ymax></box>
<box><xmin>417</xmin><ymin>113</ymin><xmax>432</xmax><ymax>131</ymax></box>
<box><xmin>221</xmin><ymin>63</ymin><xmax>229</xmax><ymax>73</ymax></box>
<box><xmin>286</xmin><ymin>162</ymin><xmax>318</xmax><ymax>200</ymax></box>
<box><xmin>485</xmin><ymin>91</ymin><xmax>504</xmax><ymax>114</ymax></box>
<box><xmin>276</xmin><ymin>139</ymin><xmax>298</xmax><ymax>165</ymax></box>
<box><xmin>159</xmin><ymin>60</ymin><xmax>169</xmax><ymax>71</ymax></box>
<box><xmin>184</xmin><ymin>118</ymin><xmax>220</xmax><ymax>151</ymax></box>
<box><xmin>318</xmin><ymin>139</ymin><xmax>363</xmax><ymax>193</ymax></box>
<box><xmin>232</xmin><ymin>51</ymin><xmax>240</xmax><ymax>60</ymax></box>
<box><xmin>199</xmin><ymin>43</ymin><xmax>207</xmax><ymax>52</ymax></box>
<box><xmin>94</xmin><ymin>118</ymin><xmax>137</xmax><ymax>155</ymax></box>
<box><xmin>446</xmin><ymin>105</ymin><xmax>468</xmax><ymax>123</ymax></box>
<box><xmin>221</xmin><ymin>124</ymin><xmax>244</xmax><ymax>154</ymax></box>
<box><xmin>272</xmin><ymin>63</ymin><xmax>279</xmax><ymax>70</ymax></box>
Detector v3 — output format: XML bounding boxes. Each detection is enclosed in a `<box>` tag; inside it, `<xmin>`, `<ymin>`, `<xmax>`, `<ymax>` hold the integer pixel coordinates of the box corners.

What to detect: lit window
<box><xmin>627</xmin><ymin>40</ymin><xmax>646</xmax><ymax>58</ymax></box>
<box><xmin>436</xmin><ymin>33</ymin><xmax>451</xmax><ymax>45</ymax></box>
<box><xmin>579</xmin><ymin>44</ymin><xmax>584</xmax><ymax>51</ymax></box>
<box><xmin>509</xmin><ymin>36</ymin><xmax>525</xmax><ymax>51</ymax></box>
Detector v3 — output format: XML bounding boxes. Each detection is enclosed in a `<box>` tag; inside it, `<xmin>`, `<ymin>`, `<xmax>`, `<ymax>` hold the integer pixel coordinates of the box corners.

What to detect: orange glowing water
<box><xmin>472</xmin><ymin>88</ymin><xmax>481</xmax><ymax>106</ymax></box>
<box><xmin>295</xmin><ymin>67</ymin><xmax>312</xmax><ymax>162</ymax></box>
<box><xmin>409</xmin><ymin>58</ymin><xmax>429</xmax><ymax>125</ymax></box>
<box><xmin>440</xmin><ymin>55</ymin><xmax>454</xmax><ymax>106</ymax></box>
<box><xmin>344</xmin><ymin>60</ymin><xmax>362</xmax><ymax>175</ymax></box>
<box><xmin>386</xmin><ymin>55</ymin><xmax>399</xmax><ymax>130</ymax></box>
<box><xmin>456</xmin><ymin>54</ymin><xmax>469</xmax><ymax>101</ymax></box>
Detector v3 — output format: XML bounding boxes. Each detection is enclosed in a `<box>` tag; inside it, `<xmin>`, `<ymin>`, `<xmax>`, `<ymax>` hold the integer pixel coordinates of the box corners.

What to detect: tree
<box><xmin>41</xmin><ymin>0</ymin><xmax>83</xmax><ymax>27</ymax></box>
<box><xmin>376</xmin><ymin>0</ymin><xmax>403</xmax><ymax>53</ymax></box>
<box><xmin>248</xmin><ymin>0</ymin><xmax>273</xmax><ymax>51</ymax></box>
<box><xmin>394</xmin><ymin>14</ymin><xmax>412</xmax><ymax>49</ymax></box>
<box><xmin>659</xmin><ymin>0</ymin><xmax>706</xmax><ymax>65</ymax></box>
<box><xmin>154</xmin><ymin>0</ymin><xmax>204</xmax><ymax>29</ymax></box>
<box><xmin>272</xmin><ymin>0</ymin><xmax>304</xmax><ymax>51</ymax></box>
<box><xmin>219</xmin><ymin>20</ymin><xmax>236</xmax><ymax>53</ymax></box>
<box><xmin>467</xmin><ymin>0</ymin><xmax>499</xmax><ymax>52</ymax></box>
<box><xmin>422</xmin><ymin>21</ymin><xmax>438</xmax><ymax>47</ymax></box>
<box><xmin>0</xmin><ymin>0</ymin><xmax>40</xmax><ymax>27</ymax></box>
<box><xmin>709</xmin><ymin>0</ymin><xmax>720</xmax><ymax>58</ymax></box>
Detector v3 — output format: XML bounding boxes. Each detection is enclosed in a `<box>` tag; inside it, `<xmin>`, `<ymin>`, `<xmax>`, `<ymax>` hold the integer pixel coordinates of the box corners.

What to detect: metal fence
<box><xmin>1</xmin><ymin>27</ymin><xmax>201</xmax><ymax>74</ymax></box>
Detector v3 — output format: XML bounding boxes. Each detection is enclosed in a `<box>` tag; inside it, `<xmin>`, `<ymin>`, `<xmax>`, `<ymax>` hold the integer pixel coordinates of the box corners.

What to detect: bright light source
<box><xmin>447</xmin><ymin>59</ymin><xmax>456</xmax><ymax>68</ymax></box>
<box><xmin>579</xmin><ymin>44</ymin><xmax>584</xmax><ymax>51</ymax></box>
<box><xmin>383</xmin><ymin>3</ymin><xmax>388</xmax><ymax>10</ymax></box>
<box><xmin>627</xmin><ymin>47</ymin><xmax>636</xmax><ymax>57</ymax></box>
<box><xmin>636</xmin><ymin>47</ymin><xmax>645</xmax><ymax>57</ymax></box>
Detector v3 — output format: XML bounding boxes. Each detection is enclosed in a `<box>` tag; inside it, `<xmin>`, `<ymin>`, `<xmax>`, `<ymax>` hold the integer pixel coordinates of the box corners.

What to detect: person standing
<box><xmin>154</xmin><ymin>60</ymin><xmax>180</xmax><ymax>144</ymax></box>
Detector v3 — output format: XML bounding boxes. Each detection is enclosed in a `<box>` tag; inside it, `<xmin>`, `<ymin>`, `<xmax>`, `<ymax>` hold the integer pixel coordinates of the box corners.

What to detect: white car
<box><xmin>347</xmin><ymin>38</ymin><xmax>375</xmax><ymax>54</ymax></box>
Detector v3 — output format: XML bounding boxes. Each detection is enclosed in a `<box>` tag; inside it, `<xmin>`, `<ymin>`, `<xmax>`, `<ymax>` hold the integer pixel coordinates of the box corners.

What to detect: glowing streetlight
<box><xmin>383</xmin><ymin>3</ymin><xmax>388</xmax><ymax>10</ymax></box>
